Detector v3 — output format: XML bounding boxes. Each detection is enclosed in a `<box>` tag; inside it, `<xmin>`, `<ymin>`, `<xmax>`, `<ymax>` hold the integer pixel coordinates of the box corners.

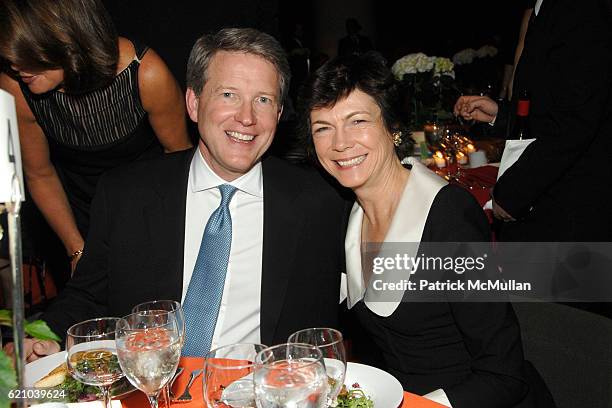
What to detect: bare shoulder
<box><xmin>116</xmin><ymin>36</ymin><xmax>136</xmax><ymax>73</ymax></box>
<box><xmin>0</xmin><ymin>73</ymin><xmax>36</xmax><ymax>123</ymax></box>
<box><xmin>136</xmin><ymin>46</ymin><xmax>181</xmax><ymax>112</ymax></box>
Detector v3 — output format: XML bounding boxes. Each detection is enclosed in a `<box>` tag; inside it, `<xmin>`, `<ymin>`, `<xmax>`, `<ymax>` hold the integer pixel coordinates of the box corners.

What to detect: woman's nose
<box><xmin>332</xmin><ymin>129</ymin><xmax>353</xmax><ymax>151</ymax></box>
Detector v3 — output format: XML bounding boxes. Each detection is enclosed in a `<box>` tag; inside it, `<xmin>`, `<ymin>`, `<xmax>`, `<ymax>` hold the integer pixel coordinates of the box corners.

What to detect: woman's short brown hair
<box><xmin>0</xmin><ymin>0</ymin><xmax>119</xmax><ymax>93</ymax></box>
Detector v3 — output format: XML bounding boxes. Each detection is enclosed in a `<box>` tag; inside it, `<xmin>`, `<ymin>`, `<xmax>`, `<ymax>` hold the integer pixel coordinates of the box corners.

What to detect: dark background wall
<box><xmin>102</xmin><ymin>0</ymin><xmax>524</xmax><ymax>90</ymax></box>
<box><xmin>103</xmin><ymin>0</ymin><xmax>281</xmax><ymax>87</ymax></box>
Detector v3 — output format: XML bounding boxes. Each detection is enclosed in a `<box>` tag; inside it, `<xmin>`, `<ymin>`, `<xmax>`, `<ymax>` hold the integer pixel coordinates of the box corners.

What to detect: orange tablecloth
<box><xmin>121</xmin><ymin>357</ymin><xmax>447</xmax><ymax>408</ymax></box>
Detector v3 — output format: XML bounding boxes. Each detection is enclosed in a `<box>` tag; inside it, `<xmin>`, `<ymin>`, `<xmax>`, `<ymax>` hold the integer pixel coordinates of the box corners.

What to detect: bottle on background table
<box><xmin>511</xmin><ymin>90</ymin><xmax>530</xmax><ymax>140</ymax></box>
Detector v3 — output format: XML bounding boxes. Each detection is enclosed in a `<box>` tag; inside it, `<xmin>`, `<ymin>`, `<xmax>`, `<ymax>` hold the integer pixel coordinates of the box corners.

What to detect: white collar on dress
<box><xmin>344</xmin><ymin>157</ymin><xmax>447</xmax><ymax>316</ymax></box>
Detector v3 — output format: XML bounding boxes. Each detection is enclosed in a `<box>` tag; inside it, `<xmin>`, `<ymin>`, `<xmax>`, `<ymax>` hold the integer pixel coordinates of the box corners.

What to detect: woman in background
<box><xmin>0</xmin><ymin>0</ymin><xmax>191</xmax><ymax>273</ymax></box>
<box><xmin>298</xmin><ymin>52</ymin><xmax>554</xmax><ymax>408</ymax></box>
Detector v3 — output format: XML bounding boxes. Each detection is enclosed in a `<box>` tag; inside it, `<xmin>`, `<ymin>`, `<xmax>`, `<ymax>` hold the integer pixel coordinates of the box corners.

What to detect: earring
<box><xmin>393</xmin><ymin>131</ymin><xmax>402</xmax><ymax>147</ymax></box>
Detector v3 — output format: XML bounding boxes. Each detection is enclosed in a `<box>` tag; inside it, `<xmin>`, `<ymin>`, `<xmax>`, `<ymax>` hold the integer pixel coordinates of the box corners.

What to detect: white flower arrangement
<box><xmin>452</xmin><ymin>45</ymin><xmax>498</xmax><ymax>65</ymax></box>
<box><xmin>391</xmin><ymin>52</ymin><xmax>435</xmax><ymax>80</ymax></box>
<box><xmin>433</xmin><ymin>57</ymin><xmax>455</xmax><ymax>79</ymax></box>
<box><xmin>476</xmin><ymin>45</ymin><xmax>498</xmax><ymax>58</ymax></box>
<box><xmin>452</xmin><ymin>48</ymin><xmax>477</xmax><ymax>65</ymax></box>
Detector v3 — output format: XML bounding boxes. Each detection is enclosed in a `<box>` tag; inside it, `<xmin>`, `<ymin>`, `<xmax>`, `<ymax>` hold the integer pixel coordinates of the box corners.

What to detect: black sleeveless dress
<box><xmin>20</xmin><ymin>40</ymin><xmax>163</xmax><ymax>237</ymax></box>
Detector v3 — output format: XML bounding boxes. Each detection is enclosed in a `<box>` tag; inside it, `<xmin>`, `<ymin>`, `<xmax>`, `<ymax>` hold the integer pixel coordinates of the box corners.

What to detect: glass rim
<box><xmin>256</xmin><ymin>342</ymin><xmax>323</xmax><ymax>370</ymax></box>
<box><xmin>287</xmin><ymin>327</ymin><xmax>344</xmax><ymax>347</ymax></box>
<box><xmin>204</xmin><ymin>343</ymin><xmax>267</xmax><ymax>370</ymax></box>
<box><xmin>117</xmin><ymin>311</ymin><xmax>178</xmax><ymax>332</ymax></box>
<box><xmin>66</xmin><ymin>317</ymin><xmax>121</xmax><ymax>338</ymax></box>
<box><xmin>131</xmin><ymin>299</ymin><xmax>181</xmax><ymax>313</ymax></box>
<box><xmin>120</xmin><ymin>309</ymin><xmax>175</xmax><ymax>321</ymax></box>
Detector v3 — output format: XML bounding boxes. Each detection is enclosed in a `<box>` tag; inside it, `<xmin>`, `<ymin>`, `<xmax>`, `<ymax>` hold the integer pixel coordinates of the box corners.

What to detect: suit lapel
<box><xmin>143</xmin><ymin>149</ymin><xmax>193</xmax><ymax>302</ymax></box>
<box><xmin>260</xmin><ymin>157</ymin><xmax>306</xmax><ymax>345</ymax></box>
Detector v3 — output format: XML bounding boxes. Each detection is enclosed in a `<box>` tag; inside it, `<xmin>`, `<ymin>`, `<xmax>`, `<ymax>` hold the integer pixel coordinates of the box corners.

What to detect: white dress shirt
<box><xmin>183</xmin><ymin>149</ymin><xmax>264</xmax><ymax>350</ymax></box>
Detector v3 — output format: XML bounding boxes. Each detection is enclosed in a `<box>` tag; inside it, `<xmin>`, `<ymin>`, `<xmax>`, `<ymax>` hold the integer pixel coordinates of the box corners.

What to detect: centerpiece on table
<box><xmin>391</xmin><ymin>53</ymin><xmax>458</xmax><ymax>161</ymax></box>
<box><xmin>391</xmin><ymin>52</ymin><xmax>458</xmax><ymax>131</ymax></box>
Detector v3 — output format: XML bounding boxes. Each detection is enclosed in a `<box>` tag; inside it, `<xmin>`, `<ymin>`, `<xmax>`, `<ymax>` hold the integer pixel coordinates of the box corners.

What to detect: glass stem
<box><xmin>147</xmin><ymin>394</ymin><xmax>160</xmax><ymax>408</ymax></box>
<box><xmin>100</xmin><ymin>385</ymin><xmax>112</xmax><ymax>408</ymax></box>
<box><xmin>163</xmin><ymin>384</ymin><xmax>171</xmax><ymax>408</ymax></box>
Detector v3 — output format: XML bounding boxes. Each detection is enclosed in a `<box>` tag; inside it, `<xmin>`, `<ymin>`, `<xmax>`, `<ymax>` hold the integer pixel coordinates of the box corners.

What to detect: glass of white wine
<box><xmin>116</xmin><ymin>310</ymin><xmax>182</xmax><ymax>408</ymax></box>
<box><xmin>66</xmin><ymin>317</ymin><xmax>124</xmax><ymax>408</ymax></box>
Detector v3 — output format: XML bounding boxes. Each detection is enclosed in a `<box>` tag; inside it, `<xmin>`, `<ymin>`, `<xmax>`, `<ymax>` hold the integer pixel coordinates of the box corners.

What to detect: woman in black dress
<box><xmin>298</xmin><ymin>52</ymin><xmax>554</xmax><ymax>408</ymax></box>
<box><xmin>0</xmin><ymin>0</ymin><xmax>191</xmax><ymax>273</ymax></box>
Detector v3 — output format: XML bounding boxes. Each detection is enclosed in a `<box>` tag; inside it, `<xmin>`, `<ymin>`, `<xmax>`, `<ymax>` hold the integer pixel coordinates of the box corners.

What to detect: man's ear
<box><xmin>277</xmin><ymin>105</ymin><xmax>284</xmax><ymax>122</ymax></box>
<box><xmin>186</xmin><ymin>88</ymin><xmax>199</xmax><ymax>123</ymax></box>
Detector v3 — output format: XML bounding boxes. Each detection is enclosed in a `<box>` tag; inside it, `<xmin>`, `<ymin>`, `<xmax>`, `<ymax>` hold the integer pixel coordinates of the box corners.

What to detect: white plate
<box><xmin>25</xmin><ymin>352</ymin><xmax>135</xmax><ymax>400</ymax></box>
<box><xmin>344</xmin><ymin>362</ymin><xmax>404</xmax><ymax>407</ymax></box>
<box><xmin>24</xmin><ymin>351</ymin><xmax>67</xmax><ymax>388</ymax></box>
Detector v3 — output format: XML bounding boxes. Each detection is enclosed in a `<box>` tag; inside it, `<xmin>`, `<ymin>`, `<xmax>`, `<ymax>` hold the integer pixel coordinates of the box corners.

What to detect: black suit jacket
<box><xmin>43</xmin><ymin>150</ymin><xmax>349</xmax><ymax>346</ymax></box>
<box><xmin>494</xmin><ymin>0</ymin><xmax>612</xmax><ymax>241</ymax></box>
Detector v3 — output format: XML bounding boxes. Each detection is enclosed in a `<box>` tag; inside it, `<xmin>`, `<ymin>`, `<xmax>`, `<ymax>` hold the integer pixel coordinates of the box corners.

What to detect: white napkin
<box><xmin>483</xmin><ymin>138</ymin><xmax>535</xmax><ymax>210</ymax></box>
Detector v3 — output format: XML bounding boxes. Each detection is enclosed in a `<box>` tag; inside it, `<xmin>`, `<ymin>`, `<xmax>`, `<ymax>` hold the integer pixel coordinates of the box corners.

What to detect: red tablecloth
<box><xmin>121</xmin><ymin>357</ymin><xmax>447</xmax><ymax>408</ymax></box>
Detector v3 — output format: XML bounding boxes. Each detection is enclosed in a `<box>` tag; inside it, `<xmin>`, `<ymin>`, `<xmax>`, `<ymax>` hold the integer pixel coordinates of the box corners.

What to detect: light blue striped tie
<box><xmin>182</xmin><ymin>184</ymin><xmax>237</xmax><ymax>356</ymax></box>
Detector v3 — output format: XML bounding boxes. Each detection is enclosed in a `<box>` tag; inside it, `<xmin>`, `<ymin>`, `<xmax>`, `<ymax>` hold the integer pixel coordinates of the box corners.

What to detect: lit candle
<box><xmin>434</xmin><ymin>151</ymin><xmax>446</xmax><ymax>168</ymax></box>
<box><xmin>466</xmin><ymin>143</ymin><xmax>476</xmax><ymax>153</ymax></box>
<box><xmin>456</xmin><ymin>151</ymin><xmax>468</xmax><ymax>165</ymax></box>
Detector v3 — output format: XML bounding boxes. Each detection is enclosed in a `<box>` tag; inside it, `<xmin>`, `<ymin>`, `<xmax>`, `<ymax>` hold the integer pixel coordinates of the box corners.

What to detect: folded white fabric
<box><xmin>483</xmin><ymin>138</ymin><xmax>535</xmax><ymax>211</ymax></box>
<box><xmin>497</xmin><ymin>139</ymin><xmax>535</xmax><ymax>179</ymax></box>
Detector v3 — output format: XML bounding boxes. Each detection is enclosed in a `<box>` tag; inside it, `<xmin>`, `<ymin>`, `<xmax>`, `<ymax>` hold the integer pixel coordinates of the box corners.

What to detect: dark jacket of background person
<box><xmin>41</xmin><ymin>150</ymin><xmax>350</xmax><ymax>346</ymax></box>
<box><xmin>493</xmin><ymin>0</ymin><xmax>612</xmax><ymax>241</ymax></box>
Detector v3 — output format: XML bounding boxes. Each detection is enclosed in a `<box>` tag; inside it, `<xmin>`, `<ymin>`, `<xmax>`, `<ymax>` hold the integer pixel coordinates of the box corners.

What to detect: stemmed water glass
<box><xmin>288</xmin><ymin>328</ymin><xmax>346</xmax><ymax>407</ymax></box>
<box><xmin>132</xmin><ymin>300</ymin><xmax>185</xmax><ymax>343</ymax></box>
<box><xmin>203</xmin><ymin>343</ymin><xmax>267</xmax><ymax>408</ymax></box>
<box><xmin>66</xmin><ymin>317</ymin><xmax>124</xmax><ymax>408</ymax></box>
<box><xmin>116</xmin><ymin>310</ymin><xmax>182</xmax><ymax>408</ymax></box>
<box><xmin>132</xmin><ymin>300</ymin><xmax>185</xmax><ymax>405</ymax></box>
<box><xmin>253</xmin><ymin>343</ymin><xmax>328</xmax><ymax>408</ymax></box>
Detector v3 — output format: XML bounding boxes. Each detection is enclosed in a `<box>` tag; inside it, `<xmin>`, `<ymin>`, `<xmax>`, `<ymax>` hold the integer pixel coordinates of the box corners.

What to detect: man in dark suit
<box><xmin>455</xmin><ymin>0</ymin><xmax>612</xmax><ymax>241</ymax></box>
<box><xmin>19</xmin><ymin>28</ymin><xmax>348</xmax><ymax>360</ymax></box>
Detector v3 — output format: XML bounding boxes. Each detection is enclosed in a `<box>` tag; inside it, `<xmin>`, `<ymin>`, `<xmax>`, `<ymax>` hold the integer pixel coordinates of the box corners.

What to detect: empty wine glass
<box><xmin>132</xmin><ymin>300</ymin><xmax>185</xmax><ymax>407</ymax></box>
<box><xmin>254</xmin><ymin>343</ymin><xmax>328</xmax><ymax>408</ymax></box>
<box><xmin>66</xmin><ymin>317</ymin><xmax>124</xmax><ymax>408</ymax></box>
<box><xmin>116</xmin><ymin>311</ymin><xmax>182</xmax><ymax>408</ymax></box>
<box><xmin>203</xmin><ymin>343</ymin><xmax>267</xmax><ymax>408</ymax></box>
<box><xmin>287</xmin><ymin>328</ymin><xmax>346</xmax><ymax>407</ymax></box>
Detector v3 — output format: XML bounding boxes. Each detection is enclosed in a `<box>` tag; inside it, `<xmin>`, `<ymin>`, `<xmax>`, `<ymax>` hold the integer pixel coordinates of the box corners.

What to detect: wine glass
<box><xmin>253</xmin><ymin>343</ymin><xmax>328</xmax><ymax>408</ymax></box>
<box><xmin>203</xmin><ymin>343</ymin><xmax>267</xmax><ymax>408</ymax></box>
<box><xmin>66</xmin><ymin>317</ymin><xmax>124</xmax><ymax>408</ymax></box>
<box><xmin>116</xmin><ymin>311</ymin><xmax>182</xmax><ymax>408</ymax></box>
<box><xmin>132</xmin><ymin>300</ymin><xmax>185</xmax><ymax>407</ymax></box>
<box><xmin>132</xmin><ymin>300</ymin><xmax>185</xmax><ymax>342</ymax></box>
<box><xmin>287</xmin><ymin>328</ymin><xmax>346</xmax><ymax>407</ymax></box>
<box><xmin>424</xmin><ymin>122</ymin><xmax>447</xmax><ymax>153</ymax></box>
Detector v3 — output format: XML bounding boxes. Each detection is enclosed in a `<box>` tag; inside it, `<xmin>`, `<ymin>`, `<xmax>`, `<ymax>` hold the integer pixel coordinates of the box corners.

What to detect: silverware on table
<box><xmin>174</xmin><ymin>368</ymin><xmax>203</xmax><ymax>402</ymax></box>
<box><xmin>168</xmin><ymin>366</ymin><xmax>185</xmax><ymax>399</ymax></box>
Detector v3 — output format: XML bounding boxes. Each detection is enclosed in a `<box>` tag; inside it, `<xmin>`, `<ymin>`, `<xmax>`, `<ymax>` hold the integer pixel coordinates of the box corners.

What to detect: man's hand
<box><xmin>3</xmin><ymin>338</ymin><xmax>60</xmax><ymax>363</ymax></box>
<box><xmin>454</xmin><ymin>95</ymin><xmax>499</xmax><ymax>123</ymax></box>
<box><xmin>493</xmin><ymin>199</ymin><xmax>516</xmax><ymax>222</ymax></box>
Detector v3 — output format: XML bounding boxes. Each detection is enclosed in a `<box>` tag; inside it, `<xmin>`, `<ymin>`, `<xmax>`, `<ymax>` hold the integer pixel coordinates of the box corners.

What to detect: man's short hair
<box><xmin>186</xmin><ymin>27</ymin><xmax>291</xmax><ymax>105</ymax></box>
